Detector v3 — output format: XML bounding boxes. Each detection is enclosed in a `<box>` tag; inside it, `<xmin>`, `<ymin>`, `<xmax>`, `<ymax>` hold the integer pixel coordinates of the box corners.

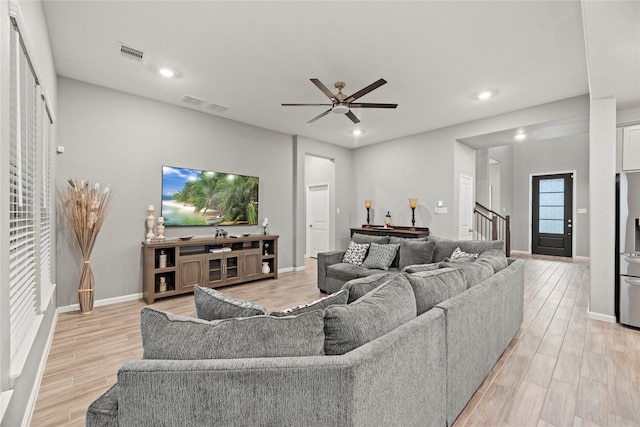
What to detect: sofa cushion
<box><xmin>341</xmin><ymin>273</ymin><xmax>394</xmax><ymax>303</ymax></box>
<box><xmin>475</xmin><ymin>249</ymin><xmax>509</xmax><ymax>273</ymax></box>
<box><xmin>327</xmin><ymin>262</ymin><xmax>373</xmax><ymax>282</ymax></box>
<box><xmin>324</xmin><ymin>274</ymin><xmax>416</xmax><ymax>355</ymax></box>
<box><xmin>406</xmin><ymin>268</ymin><xmax>467</xmax><ymax>315</ymax></box>
<box><xmin>362</xmin><ymin>242</ymin><xmax>400</xmax><ymax>270</ymax></box>
<box><xmin>399</xmin><ymin>239</ymin><xmax>436</xmax><ymax>270</ymax></box>
<box><xmin>270</xmin><ymin>290</ymin><xmax>348</xmax><ymax>317</ymax></box>
<box><xmin>342</xmin><ymin>241</ymin><xmax>370</xmax><ymax>265</ymax></box>
<box><xmin>194</xmin><ymin>285</ymin><xmax>266</xmax><ymax>320</ymax></box>
<box><xmin>401</xmin><ymin>263</ymin><xmax>441</xmax><ymax>274</ymax></box>
<box><xmin>141</xmin><ymin>308</ymin><xmax>325</xmax><ymax>359</ymax></box>
<box><xmin>352</xmin><ymin>233</ymin><xmax>390</xmax><ymax>245</ymax></box>
<box><xmin>439</xmin><ymin>260</ymin><xmax>494</xmax><ymax>288</ymax></box>
<box><xmin>432</xmin><ymin>239</ymin><xmax>504</xmax><ymax>263</ymax></box>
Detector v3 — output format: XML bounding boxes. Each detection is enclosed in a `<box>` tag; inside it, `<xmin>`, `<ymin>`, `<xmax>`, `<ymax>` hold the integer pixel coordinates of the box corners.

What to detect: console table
<box><xmin>142</xmin><ymin>234</ymin><xmax>278</xmax><ymax>304</ymax></box>
<box><xmin>351</xmin><ymin>225</ymin><xmax>429</xmax><ymax>239</ymax></box>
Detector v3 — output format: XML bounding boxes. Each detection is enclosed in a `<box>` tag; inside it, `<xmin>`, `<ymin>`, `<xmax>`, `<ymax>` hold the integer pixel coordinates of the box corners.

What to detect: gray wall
<box><xmin>509</xmin><ymin>132</ymin><xmax>590</xmax><ymax>256</ymax></box>
<box><xmin>55</xmin><ymin>77</ymin><xmax>295</xmax><ymax>305</ymax></box>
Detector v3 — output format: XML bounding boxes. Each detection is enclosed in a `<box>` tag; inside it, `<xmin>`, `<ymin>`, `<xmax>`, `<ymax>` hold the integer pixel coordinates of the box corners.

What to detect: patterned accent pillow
<box><xmin>362</xmin><ymin>242</ymin><xmax>400</xmax><ymax>270</ymax></box>
<box><xmin>194</xmin><ymin>285</ymin><xmax>266</xmax><ymax>320</ymax></box>
<box><xmin>449</xmin><ymin>247</ymin><xmax>478</xmax><ymax>260</ymax></box>
<box><xmin>270</xmin><ymin>289</ymin><xmax>349</xmax><ymax>317</ymax></box>
<box><xmin>141</xmin><ymin>308</ymin><xmax>325</xmax><ymax>359</ymax></box>
<box><xmin>342</xmin><ymin>241</ymin><xmax>370</xmax><ymax>265</ymax></box>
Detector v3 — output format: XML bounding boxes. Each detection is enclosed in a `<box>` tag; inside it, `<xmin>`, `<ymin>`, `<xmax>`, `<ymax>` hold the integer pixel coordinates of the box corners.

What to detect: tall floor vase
<box><xmin>78</xmin><ymin>260</ymin><xmax>95</xmax><ymax>314</ymax></box>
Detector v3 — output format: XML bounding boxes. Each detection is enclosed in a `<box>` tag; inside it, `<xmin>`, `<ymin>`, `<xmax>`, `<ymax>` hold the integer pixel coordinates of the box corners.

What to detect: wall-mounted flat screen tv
<box><xmin>161</xmin><ymin>165</ymin><xmax>259</xmax><ymax>227</ymax></box>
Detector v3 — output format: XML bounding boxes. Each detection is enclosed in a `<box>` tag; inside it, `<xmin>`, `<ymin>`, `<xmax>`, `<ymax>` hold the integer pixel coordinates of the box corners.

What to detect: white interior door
<box><xmin>459</xmin><ymin>174</ymin><xmax>474</xmax><ymax>240</ymax></box>
<box><xmin>306</xmin><ymin>184</ymin><xmax>329</xmax><ymax>258</ymax></box>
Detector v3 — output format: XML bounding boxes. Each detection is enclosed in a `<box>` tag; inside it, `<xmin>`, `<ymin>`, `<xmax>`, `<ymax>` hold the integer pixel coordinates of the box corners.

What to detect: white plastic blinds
<box><xmin>9</xmin><ymin>20</ymin><xmax>38</xmax><ymax>359</ymax></box>
<box><xmin>39</xmin><ymin>99</ymin><xmax>53</xmax><ymax>302</ymax></box>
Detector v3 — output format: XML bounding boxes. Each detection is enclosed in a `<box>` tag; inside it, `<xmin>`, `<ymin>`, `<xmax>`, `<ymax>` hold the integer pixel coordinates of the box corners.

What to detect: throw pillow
<box><xmin>361</xmin><ymin>242</ymin><xmax>400</xmax><ymax>270</ymax></box>
<box><xmin>270</xmin><ymin>289</ymin><xmax>348</xmax><ymax>317</ymax></box>
<box><xmin>475</xmin><ymin>249</ymin><xmax>509</xmax><ymax>273</ymax></box>
<box><xmin>406</xmin><ymin>268</ymin><xmax>467</xmax><ymax>315</ymax></box>
<box><xmin>399</xmin><ymin>239</ymin><xmax>436</xmax><ymax>270</ymax></box>
<box><xmin>341</xmin><ymin>273</ymin><xmax>395</xmax><ymax>303</ymax></box>
<box><xmin>449</xmin><ymin>247</ymin><xmax>478</xmax><ymax>260</ymax></box>
<box><xmin>194</xmin><ymin>285</ymin><xmax>266</xmax><ymax>320</ymax></box>
<box><xmin>324</xmin><ymin>274</ymin><xmax>417</xmax><ymax>355</ymax></box>
<box><xmin>141</xmin><ymin>308</ymin><xmax>325</xmax><ymax>360</ymax></box>
<box><xmin>342</xmin><ymin>241</ymin><xmax>370</xmax><ymax>266</ymax></box>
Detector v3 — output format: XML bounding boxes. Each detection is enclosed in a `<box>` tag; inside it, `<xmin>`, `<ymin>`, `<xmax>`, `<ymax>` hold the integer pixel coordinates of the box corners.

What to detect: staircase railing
<box><xmin>473</xmin><ymin>202</ymin><xmax>511</xmax><ymax>256</ymax></box>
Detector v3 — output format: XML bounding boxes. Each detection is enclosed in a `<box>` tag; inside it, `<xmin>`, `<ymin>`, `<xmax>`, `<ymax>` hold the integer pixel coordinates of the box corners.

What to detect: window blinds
<box><xmin>9</xmin><ymin>19</ymin><xmax>38</xmax><ymax>359</ymax></box>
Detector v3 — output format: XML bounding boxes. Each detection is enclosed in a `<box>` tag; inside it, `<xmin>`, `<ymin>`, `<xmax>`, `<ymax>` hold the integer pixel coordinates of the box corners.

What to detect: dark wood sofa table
<box><xmin>350</xmin><ymin>225</ymin><xmax>429</xmax><ymax>239</ymax></box>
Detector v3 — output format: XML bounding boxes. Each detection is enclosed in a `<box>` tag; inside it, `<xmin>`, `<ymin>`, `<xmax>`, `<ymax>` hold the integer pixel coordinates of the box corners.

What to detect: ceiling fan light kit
<box><xmin>282</xmin><ymin>78</ymin><xmax>397</xmax><ymax>124</ymax></box>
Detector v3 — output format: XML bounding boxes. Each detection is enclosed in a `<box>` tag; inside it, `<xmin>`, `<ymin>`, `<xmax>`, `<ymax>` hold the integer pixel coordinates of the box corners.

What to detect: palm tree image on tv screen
<box><xmin>161</xmin><ymin>166</ymin><xmax>259</xmax><ymax>226</ymax></box>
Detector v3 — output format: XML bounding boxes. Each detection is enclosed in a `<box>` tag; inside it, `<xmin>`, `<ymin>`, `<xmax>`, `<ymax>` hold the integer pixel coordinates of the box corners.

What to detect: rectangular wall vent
<box><xmin>181</xmin><ymin>95</ymin><xmax>206</xmax><ymax>106</ymax></box>
<box><xmin>120</xmin><ymin>44</ymin><xmax>144</xmax><ymax>62</ymax></box>
<box><xmin>206</xmin><ymin>102</ymin><xmax>229</xmax><ymax>113</ymax></box>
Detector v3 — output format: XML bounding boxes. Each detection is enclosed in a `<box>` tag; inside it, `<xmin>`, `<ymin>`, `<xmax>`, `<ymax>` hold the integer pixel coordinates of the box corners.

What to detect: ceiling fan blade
<box><xmin>349</xmin><ymin>103</ymin><xmax>398</xmax><ymax>109</ymax></box>
<box><xmin>308</xmin><ymin>108</ymin><xmax>333</xmax><ymax>123</ymax></box>
<box><xmin>282</xmin><ymin>103</ymin><xmax>332</xmax><ymax>107</ymax></box>
<box><xmin>345</xmin><ymin>78</ymin><xmax>387</xmax><ymax>102</ymax></box>
<box><xmin>310</xmin><ymin>79</ymin><xmax>336</xmax><ymax>100</ymax></box>
<box><xmin>345</xmin><ymin>110</ymin><xmax>360</xmax><ymax>124</ymax></box>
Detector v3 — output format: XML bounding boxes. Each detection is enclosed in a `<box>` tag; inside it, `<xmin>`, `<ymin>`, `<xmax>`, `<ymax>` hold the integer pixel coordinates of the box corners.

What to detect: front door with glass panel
<box><xmin>532</xmin><ymin>173</ymin><xmax>573</xmax><ymax>257</ymax></box>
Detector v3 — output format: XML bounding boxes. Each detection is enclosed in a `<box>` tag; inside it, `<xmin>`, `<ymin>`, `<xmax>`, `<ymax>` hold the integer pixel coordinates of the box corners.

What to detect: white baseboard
<box><xmin>57</xmin><ymin>293</ymin><xmax>143</xmax><ymax>313</ymax></box>
<box><xmin>587</xmin><ymin>310</ymin><xmax>616</xmax><ymax>323</ymax></box>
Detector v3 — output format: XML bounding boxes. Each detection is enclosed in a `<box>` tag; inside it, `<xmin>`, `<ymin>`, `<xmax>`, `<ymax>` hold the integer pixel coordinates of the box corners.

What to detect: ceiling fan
<box><xmin>282</xmin><ymin>78</ymin><xmax>397</xmax><ymax>124</ymax></box>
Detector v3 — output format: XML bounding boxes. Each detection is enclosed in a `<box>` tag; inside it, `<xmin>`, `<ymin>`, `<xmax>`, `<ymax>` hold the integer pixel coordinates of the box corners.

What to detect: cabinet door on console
<box><xmin>179</xmin><ymin>257</ymin><xmax>203</xmax><ymax>290</ymax></box>
<box><xmin>243</xmin><ymin>249</ymin><xmax>262</xmax><ymax>280</ymax></box>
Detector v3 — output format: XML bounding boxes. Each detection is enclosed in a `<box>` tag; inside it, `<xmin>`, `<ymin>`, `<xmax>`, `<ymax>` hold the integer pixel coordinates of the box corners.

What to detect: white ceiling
<box><xmin>41</xmin><ymin>1</ymin><xmax>639</xmax><ymax>149</ymax></box>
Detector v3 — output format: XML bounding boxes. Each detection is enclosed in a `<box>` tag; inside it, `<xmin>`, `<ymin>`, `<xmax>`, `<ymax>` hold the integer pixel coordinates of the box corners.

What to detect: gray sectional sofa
<box><xmin>318</xmin><ymin>233</ymin><xmax>504</xmax><ymax>294</ymax></box>
<box><xmin>87</xmin><ymin>235</ymin><xmax>523</xmax><ymax>427</ymax></box>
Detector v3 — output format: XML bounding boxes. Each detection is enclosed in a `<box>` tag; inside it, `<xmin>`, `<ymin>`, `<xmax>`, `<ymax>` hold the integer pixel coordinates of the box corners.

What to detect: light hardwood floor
<box><xmin>31</xmin><ymin>255</ymin><xmax>640</xmax><ymax>427</ymax></box>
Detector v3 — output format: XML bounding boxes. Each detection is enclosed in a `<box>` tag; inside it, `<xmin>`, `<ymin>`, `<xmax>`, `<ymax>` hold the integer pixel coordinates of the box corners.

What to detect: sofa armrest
<box><xmin>114</xmin><ymin>308</ymin><xmax>446</xmax><ymax>427</ymax></box>
<box><xmin>317</xmin><ymin>250</ymin><xmax>346</xmax><ymax>292</ymax></box>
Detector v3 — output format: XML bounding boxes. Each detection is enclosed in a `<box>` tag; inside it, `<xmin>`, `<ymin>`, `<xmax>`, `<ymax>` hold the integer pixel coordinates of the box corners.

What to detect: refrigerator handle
<box><xmin>624</xmin><ymin>277</ymin><xmax>640</xmax><ymax>286</ymax></box>
<box><xmin>623</xmin><ymin>255</ymin><xmax>640</xmax><ymax>264</ymax></box>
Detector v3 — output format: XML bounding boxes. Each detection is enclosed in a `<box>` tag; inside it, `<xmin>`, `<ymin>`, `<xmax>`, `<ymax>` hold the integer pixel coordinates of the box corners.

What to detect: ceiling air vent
<box><xmin>181</xmin><ymin>95</ymin><xmax>206</xmax><ymax>107</ymax></box>
<box><xmin>120</xmin><ymin>44</ymin><xmax>144</xmax><ymax>62</ymax></box>
<box><xmin>206</xmin><ymin>102</ymin><xmax>229</xmax><ymax>113</ymax></box>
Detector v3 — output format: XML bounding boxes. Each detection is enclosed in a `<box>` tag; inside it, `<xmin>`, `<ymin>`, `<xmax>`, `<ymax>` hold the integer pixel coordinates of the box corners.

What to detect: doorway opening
<box><xmin>305</xmin><ymin>155</ymin><xmax>334</xmax><ymax>258</ymax></box>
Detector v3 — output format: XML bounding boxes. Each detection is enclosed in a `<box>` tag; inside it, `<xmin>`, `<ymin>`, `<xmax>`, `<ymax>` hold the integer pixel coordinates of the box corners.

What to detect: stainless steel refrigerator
<box><xmin>617</xmin><ymin>171</ymin><xmax>640</xmax><ymax>328</ymax></box>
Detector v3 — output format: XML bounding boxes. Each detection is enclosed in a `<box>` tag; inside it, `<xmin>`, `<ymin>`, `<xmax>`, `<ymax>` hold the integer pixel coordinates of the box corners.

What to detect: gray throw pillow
<box><xmin>194</xmin><ymin>285</ymin><xmax>266</xmax><ymax>320</ymax></box>
<box><xmin>406</xmin><ymin>268</ymin><xmax>467</xmax><ymax>315</ymax></box>
<box><xmin>361</xmin><ymin>242</ymin><xmax>400</xmax><ymax>270</ymax></box>
<box><xmin>399</xmin><ymin>239</ymin><xmax>436</xmax><ymax>270</ymax></box>
<box><xmin>439</xmin><ymin>260</ymin><xmax>494</xmax><ymax>288</ymax></box>
<box><xmin>341</xmin><ymin>273</ymin><xmax>394</xmax><ymax>303</ymax></box>
<box><xmin>270</xmin><ymin>289</ymin><xmax>348</xmax><ymax>317</ymax></box>
<box><xmin>475</xmin><ymin>249</ymin><xmax>508</xmax><ymax>273</ymax></box>
<box><xmin>324</xmin><ymin>274</ymin><xmax>417</xmax><ymax>355</ymax></box>
<box><xmin>342</xmin><ymin>241</ymin><xmax>370</xmax><ymax>265</ymax></box>
<box><xmin>141</xmin><ymin>308</ymin><xmax>325</xmax><ymax>359</ymax></box>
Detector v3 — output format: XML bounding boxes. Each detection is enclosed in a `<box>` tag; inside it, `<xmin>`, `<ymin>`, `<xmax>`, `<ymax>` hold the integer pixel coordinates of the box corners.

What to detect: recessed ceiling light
<box><xmin>515</xmin><ymin>133</ymin><xmax>527</xmax><ymax>141</ymax></box>
<box><xmin>159</xmin><ymin>68</ymin><xmax>174</xmax><ymax>78</ymax></box>
<box><xmin>352</xmin><ymin>129</ymin><xmax>362</xmax><ymax>136</ymax></box>
<box><xmin>472</xmin><ymin>89</ymin><xmax>499</xmax><ymax>101</ymax></box>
